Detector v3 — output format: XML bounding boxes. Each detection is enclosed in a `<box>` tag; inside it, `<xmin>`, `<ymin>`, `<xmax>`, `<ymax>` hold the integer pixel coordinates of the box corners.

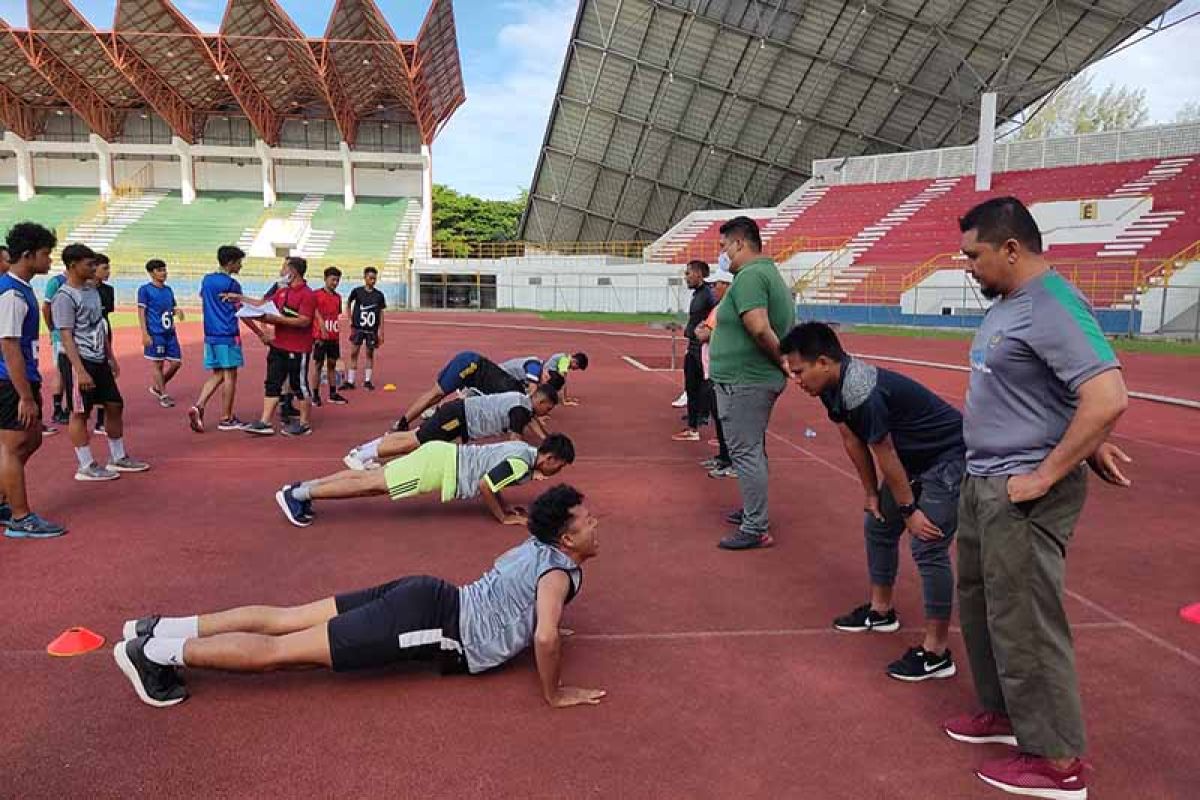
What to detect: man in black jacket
<box><xmin>672</xmin><ymin>260</ymin><xmax>716</xmax><ymax>442</ymax></box>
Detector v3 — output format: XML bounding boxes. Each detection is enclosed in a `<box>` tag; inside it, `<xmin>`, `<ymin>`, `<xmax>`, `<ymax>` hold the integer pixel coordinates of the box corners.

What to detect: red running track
<box><xmin>0</xmin><ymin>313</ymin><xmax>1197</xmax><ymax>798</ymax></box>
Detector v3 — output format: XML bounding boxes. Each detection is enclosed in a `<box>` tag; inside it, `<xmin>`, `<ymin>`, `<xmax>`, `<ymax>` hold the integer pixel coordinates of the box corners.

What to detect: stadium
<box><xmin>1</xmin><ymin>1</ymin><xmax>1198</xmax><ymax>798</ymax></box>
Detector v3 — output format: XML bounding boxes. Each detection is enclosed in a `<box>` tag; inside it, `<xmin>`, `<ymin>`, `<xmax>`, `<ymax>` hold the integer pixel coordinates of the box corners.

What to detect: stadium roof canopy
<box><xmin>520</xmin><ymin>0</ymin><xmax>1183</xmax><ymax>243</ymax></box>
<box><xmin>0</xmin><ymin>0</ymin><xmax>464</xmax><ymax>146</ymax></box>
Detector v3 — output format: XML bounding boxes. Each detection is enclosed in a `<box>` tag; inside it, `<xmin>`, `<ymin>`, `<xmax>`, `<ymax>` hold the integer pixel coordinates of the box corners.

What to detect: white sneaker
<box><xmin>670</xmin><ymin>391</ymin><xmax>687</xmax><ymax>408</ymax></box>
<box><xmin>76</xmin><ymin>462</ymin><xmax>120</xmax><ymax>482</ymax></box>
<box><xmin>343</xmin><ymin>450</ymin><xmax>378</xmax><ymax>471</ymax></box>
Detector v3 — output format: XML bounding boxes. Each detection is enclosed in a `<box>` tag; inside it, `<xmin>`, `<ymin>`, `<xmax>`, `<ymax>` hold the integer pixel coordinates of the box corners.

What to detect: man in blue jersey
<box><xmin>188</xmin><ymin>246</ymin><xmax>246</xmax><ymax>433</ymax></box>
<box><xmin>138</xmin><ymin>259</ymin><xmax>184</xmax><ymax>409</ymax></box>
<box><xmin>114</xmin><ymin>483</ymin><xmax>603</xmax><ymax>709</ymax></box>
<box><xmin>0</xmin><ymin>222</ymin><xmax>66</xmax><ymax>538</ymax></box>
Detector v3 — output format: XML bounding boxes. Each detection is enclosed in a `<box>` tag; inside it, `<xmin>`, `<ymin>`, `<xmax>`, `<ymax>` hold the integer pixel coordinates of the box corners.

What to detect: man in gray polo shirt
<box><xmin>709</xmin><ymin>216</ymin><xmax>795</xmax><ymax>550</ymax></box>
<box><xmin>942</xmin><ymin>197</ymin><xmax>1132</xmax><ymax>800</ymax></box>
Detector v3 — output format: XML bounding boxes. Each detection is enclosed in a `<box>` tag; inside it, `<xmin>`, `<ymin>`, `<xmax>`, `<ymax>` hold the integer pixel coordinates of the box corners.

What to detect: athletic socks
<box><xmin>109</xmin><ymin>437</ymin><xmax>127</xmax><ymax>461</ymax></box>
<box><xmin>75</xmin><ymin>445</ymin><xmax>94</xmax><ymax>469</ymax></box>
<box><xmin>358</xmin><ymin>437</ymin><xmax>383</xmax><ymax>462</ymax></box>
<box><xmin>153</xmin><ymin>615</ymin><xmax>200</xmax><ymax>639</ymax></box>
<box><xmin>293</xmin><ymin>482</ymin><xmax>316</xmax><ymax>502</ymax></box>
<box><xmin>347</xmin><ymin>369</ymin><xmax>357</xmax><ymax>384</ymax></box>
<box><xmin>143</xmin><ymin>637</ymin><xmax>187</xmax><ymax>667</ymax></box>
<box><xmin>52</xmin><ymin>394</ymin><xmax>64</xmax><ymax>415</ymax></box>
<box><xmin>364</xmin><ymin>368</ymin><xmax>373</xmax><ymax>383</ymax></box>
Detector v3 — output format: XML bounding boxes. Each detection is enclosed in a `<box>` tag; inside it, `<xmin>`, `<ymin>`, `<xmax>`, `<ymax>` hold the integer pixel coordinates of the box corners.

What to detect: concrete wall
<box><xmin>193</xmin><ymin>160</ymin><xmax>261</xmax><ymax>193</ymax></box>
<box><xmin>31</xmin><ymin>156</ymin><xmax>97</xmax><ymax>188</ymax></box>
<box><xmin>276</xmin><ymin>164</ymin><xmax>343</xmax><ymax>196</ymax></box>
<box><xmin>355</xmin><ymin>167</ymin><xmax>422</xmax><ymax>198</ymax></box>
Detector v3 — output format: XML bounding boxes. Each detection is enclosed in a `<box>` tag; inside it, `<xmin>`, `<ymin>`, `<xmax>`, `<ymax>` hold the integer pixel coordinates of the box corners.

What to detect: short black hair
<box><xmin>572</xmin><ymin>352</ymin><xmax>589</xmax><ymax>371</ymax></box>
<box><xmin>527</xmin><ymin>484</ymin><xmax>584</xmax><ymax>544</ymax></box>
<box><xmin>535</xmin><ymin>383</ymin><xmax>560</xmax><ymax>404</ymax></box>
<box><xmin>217</xmin><ymin>245</ymin><xmax>245</xmax><ymax>266</ymax></box>
<box><xmin>959</xmin><ymin>196</ymin><xmax>1043</xmax><ymax>255</ymax></box>
<box><xmin>779</xmin><ymin>322</ymin><xmax>847</xmax><ymax>363</ymax></box>
<box><xmin>544</xmin><ymin>372</ymin><xmax>566</xmax><ymax>391</ymax></box>
<box><xmin>6</xmin><ymin>222</ymin><xmax>56</xmax><ymax>260</ymax></box>
<box><xmin>285</xmin><ymin>256</ymin><xmax>308</xmax><ymax>277</ymax></box>
<box><xmin>538</xmin><ymin>432</ymin><xmax>576</xmax><ymax>464</ymax></box>
<box><xmin>324</xmin><ymin>266</ymin><xmax>342</xmax><ymax>279</ymax></box>
<box><xmin>61</xmin><ymin>243</ymin><xmax>97</xmax><ymax>267</ymax></box>
<box><xmin>718</xmin><ymin>216</ymin><xmax>762</xmax><ymax>251</ymax></box>
<box><xmin>686</xmin><ymin>259</ymin><xmax>710</xmax><ymax>278</ymax></box>
<box><xmin>93</xmin><ymin>252</ymin><xmax>110</xmax><ymax>266</ymax></box>
<box><xmin>145</xmin><ymin>258</ymin><xmax>167</xmax><ymax>273</ymax></box>
<box><xmin>363</xmin><ymin>266</ymin><xmax>378</xmax><ymax>277</ymax></box>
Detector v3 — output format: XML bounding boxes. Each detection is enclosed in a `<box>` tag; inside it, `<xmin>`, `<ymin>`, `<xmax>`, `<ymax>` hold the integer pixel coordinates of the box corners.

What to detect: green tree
<box><xmin>1014</xmin><ymin>74</ymin><xmax>1149</xmax><ymax>140</ymax></box>
<box><xmin>432</xmin><ymin>184</ymin><xmax>528</xmax><ymax>257</ymax></box>
<box><xmin>1174</xmin><ymin>100</ymin><xmax>1200</xmax><ymax>124</ymax></box>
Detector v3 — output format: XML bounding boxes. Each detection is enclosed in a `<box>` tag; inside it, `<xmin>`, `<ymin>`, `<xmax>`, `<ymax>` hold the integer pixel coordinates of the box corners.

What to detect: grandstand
<box><xmin>0</xmin><ymin>0</ymin><xmax>462</xmax><ymax>299</ymax></box>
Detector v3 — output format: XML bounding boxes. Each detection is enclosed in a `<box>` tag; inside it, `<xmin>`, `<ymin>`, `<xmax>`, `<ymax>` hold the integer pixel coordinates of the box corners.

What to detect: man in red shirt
<box><xmin>309</xmin><ymin>266</ymin><xmax>348</xmax><ymax>408</ymax></box>
<box><xmin>242</xmin><ymin>256</ymin><xmax>317</xmax><ymax>436</ymax></box>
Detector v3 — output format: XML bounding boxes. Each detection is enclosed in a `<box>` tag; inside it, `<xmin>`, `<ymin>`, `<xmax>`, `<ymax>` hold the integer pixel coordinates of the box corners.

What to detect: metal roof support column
<box><xmin>3</xmin><ymin>132</ymin><xmax>36</xmax><ymax>200</ymax></box>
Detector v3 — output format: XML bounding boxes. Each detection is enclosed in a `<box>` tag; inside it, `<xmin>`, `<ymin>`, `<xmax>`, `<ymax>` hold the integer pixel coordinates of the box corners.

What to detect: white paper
<box><xmin>236</xmin><ymin>301</ymin><xmax>278</xmax><ymax>319</ymax></box>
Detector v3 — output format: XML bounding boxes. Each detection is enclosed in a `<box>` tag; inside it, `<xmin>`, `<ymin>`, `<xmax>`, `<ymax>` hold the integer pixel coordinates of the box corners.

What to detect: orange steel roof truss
<box><xmin>1</xmin><ymin>0</ymin><xmax>464</xmax><ymax>146</ymax></box>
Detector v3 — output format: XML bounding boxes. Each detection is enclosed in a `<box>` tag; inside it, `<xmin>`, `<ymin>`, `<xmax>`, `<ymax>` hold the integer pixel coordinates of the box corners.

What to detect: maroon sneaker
<box><xmin>944</xmin><ymin>711</ymin><xmax>1018</xmax><ymax>746</ymax></box>
<box><xmin>976</xmin><ymin>753</ymin><xmax>1087</xmax><ymax>799</ymax></box>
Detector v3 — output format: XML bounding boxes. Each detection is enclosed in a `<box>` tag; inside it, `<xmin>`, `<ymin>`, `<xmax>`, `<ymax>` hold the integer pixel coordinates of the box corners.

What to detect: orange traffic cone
<box><xmin>1182</xmin><ymin>603</ymin><xmax>1200</xmax><ymax>626</ymax></box>
<box><xmin>47</xmin><ymin>627</ymin><xmax>105</xmax><ymax>657</ymax></box>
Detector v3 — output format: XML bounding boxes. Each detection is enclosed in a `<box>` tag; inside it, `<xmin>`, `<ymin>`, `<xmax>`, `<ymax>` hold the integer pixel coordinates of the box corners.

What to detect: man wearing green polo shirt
<box><xmin>709</xmin><ymin>217</ymin><xmax>795</xmax><ymax>550</ymax></box>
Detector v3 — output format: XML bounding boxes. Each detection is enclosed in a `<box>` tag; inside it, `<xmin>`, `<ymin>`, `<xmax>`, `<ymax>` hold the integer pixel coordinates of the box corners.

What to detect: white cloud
<box><xmin>434</xmin><ymin>0</ymin><xmax>576</xmax><ymax>199</ymax></box>
<box><xmin>1081</xmin><ymin>2</ymin><xmax>1200</xmax><ymax>123</ymax></box>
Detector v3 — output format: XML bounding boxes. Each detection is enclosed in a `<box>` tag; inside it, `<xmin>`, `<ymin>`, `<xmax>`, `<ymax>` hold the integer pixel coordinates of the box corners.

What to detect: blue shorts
<box><xmin>144</xmin><ymin>333</ymin><xmax>182</xmax><ymax>362</ymax></box>
<box><xmin>436</xmin><ymin>351</ymin><xmax>482</xmax><ymax>393</ymax></box>
<box><xmin>203</xmin><ymin>341</ymin><xmax>244</xmax><ymax>371</ymax></box>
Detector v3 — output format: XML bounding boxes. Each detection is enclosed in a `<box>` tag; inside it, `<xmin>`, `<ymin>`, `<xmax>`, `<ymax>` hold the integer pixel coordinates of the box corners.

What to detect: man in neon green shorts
<box><xmin>275</xmin><ymin>433</ymin><xmax>576</xmax><ymax>527</ymax></box>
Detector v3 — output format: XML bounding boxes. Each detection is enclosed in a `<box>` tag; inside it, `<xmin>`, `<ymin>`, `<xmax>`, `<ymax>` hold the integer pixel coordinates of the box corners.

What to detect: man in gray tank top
<box><xmin>114</xmin><ymin>484</ymin><xmax>605</xmax><ymax>710</ymax></box>
<box><xmin>275</xmin><ymin>434</ymin><xmax>576</xmax><ymax>528</ymax></box>
<box><xmin>343</xmin><ymin>385</ymin><xmax>558</xmax><ymax>471</ymax></box>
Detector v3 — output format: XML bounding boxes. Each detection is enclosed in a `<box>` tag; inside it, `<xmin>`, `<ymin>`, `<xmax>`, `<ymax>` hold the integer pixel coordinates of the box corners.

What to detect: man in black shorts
<box><xmin>50</xmin><ymin>244</ymin><xmax>150</xmax><ymax>482</ymax></box>
<box><xmin>345</xmin><ymin>385</ymin><xmax>558</xmax><ymax>469</ymax></box>
<box><xmin>343</xmin><ymin>266</ymin><xmax>386</xmax><ymax>390</ymax></box>
<box><xmin>91</xmin><ymin>252</ymin><xmax>114</xmax><ymax>435</ymax></box>
<box><xmin>392</xmin><ymin>350</ymin><xmax>557</xmax><ymax>432</ymax></box>
<box><xmin>0</xmin><ymin>222</ymin><xmax>66</xmax><ymax>537</ymax></box>
<box><xmin>114</xmin><ymin>483</ymin><xmax>605</xmax><ymax>709</ymax></box>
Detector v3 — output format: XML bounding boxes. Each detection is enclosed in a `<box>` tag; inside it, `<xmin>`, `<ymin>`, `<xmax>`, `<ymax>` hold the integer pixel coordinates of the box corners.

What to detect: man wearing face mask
<box><xmin>709</xmin><ymin>217</ymin><xmax>795</xmax><ymax>550</ymax></box>
<box><xmin>241</xmin><ymin>256</ymin><xmax>317</xmax><ymax>436</ymax></box>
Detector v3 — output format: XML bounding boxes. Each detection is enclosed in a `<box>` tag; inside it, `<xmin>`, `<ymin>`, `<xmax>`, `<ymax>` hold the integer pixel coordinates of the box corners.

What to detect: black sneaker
<box><xmin>725</xmin><ymin>509</ymin><xmax>744</xmax><ymax>525</ymax></box>
<box><xmin>310</xmin><ymin>394</ymin><xmax>323</xmax><ymax>408</ymax></box>
<box><xmin>328</xmin><ymin>393</ymin><xmax>348</xmax><ymax>405</ymax></box>
<box><xmin>244</xmin><ymin>421</ymin><xmax>275</xmax><ymax>436</ymax></box>
<box><xmin>339</xmin><ymin>381</ymin><xmax>355</xmax><ymax>391</ymax></box>
<box><xmin>833</xmin><ymin>603</ymin><xmax>900</xmax><ymax>633</ymax></box>
<box><xmin>122</xmin><ymin>614</ymin><xmax>161</xmax><ymax>640</ymax></box>
<box><xmin>275</xmin><ymin>485</ymin><xmax>312</xmax><ymax>527</ymax></box>
<box><xmin>52</xmin><ymin>409</ymin><xmax>70</xmax><ymax>425</ymax></box>
<box><xmin>887</xmin><ymin>647</ymin><xmax>956</xmax><ymax>682</ymax></box>
<box><xmin>112</xmin><ymin>636</ymin><xmax>188</xmax><ymax>708</ymax></box>
<box><xmin>281</xmin><ymin>421</ymin><xmax>313</xmax><ymax>437</ymax></box>
<box><xmin>363</xmin><ymin>381</ymin><xmax>376</xmax><ymax>391</ymax></box>
<box><xmin>717</xmin><ymin>531</ymin><xmax>773</xmax><ymax>550</ymax></box>
<box><xmin>391</xmin><ymin>416</ymin><xmax>409</xmax><ymax>433</ymax></box>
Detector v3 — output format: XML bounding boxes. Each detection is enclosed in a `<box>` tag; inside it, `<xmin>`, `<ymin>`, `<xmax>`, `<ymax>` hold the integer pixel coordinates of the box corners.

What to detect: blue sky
<box><xmin>0</xmin><ymin>0</ymin><xmax>1196</xmax><ymax>200</ymax></box>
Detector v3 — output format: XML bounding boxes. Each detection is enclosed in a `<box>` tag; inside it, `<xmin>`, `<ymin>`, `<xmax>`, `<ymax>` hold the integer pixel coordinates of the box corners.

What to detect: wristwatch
<box><xmin>898</xmin><ymin>502</ymin><xmax>919</xmax><ymax>518</ymax></box>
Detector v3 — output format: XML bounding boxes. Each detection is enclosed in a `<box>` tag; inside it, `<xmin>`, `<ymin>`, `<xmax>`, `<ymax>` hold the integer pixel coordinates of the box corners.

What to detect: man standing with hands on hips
<box><xmin>708</xmin><ymin>216</ymin><xmax>794</xmax><ymax>551</ymax></box>
<box><xmin>943</xmin><ymin>197</ymin><xmax>1132</xmax><ymax>800</ymax></box>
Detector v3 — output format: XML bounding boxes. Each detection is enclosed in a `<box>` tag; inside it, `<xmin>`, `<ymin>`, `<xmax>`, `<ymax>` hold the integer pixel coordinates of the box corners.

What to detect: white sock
<box><xmin>143</xmin><ymin>637</ymin><xmax>187</xmax><ymax>667</ymax></box>
<box><xmin>153</xmin><ymin>615</ymin><xmax>199</xmax><ymax>639</ymax></box>
<box><xmin>108</xmin><ymin>437</ymin><xmax>126</xmax><ymax>461</ymax></box>
<box><xmin>358</xmin><ymin>436</ymin><xmax>383</xmax><ymax>461</ymax></box>
<box><xmin>75</xmin><ymin>445</ymin><xmax>94</xmax><ymax>469</ymax></box>
<box><xmin>364</xmin><ymin>368</ymin><xmax>373</xmax><ymax>382</ymax></box>
<box><xmin>293</xmin><ymin>482</ymin><xmax>314</xmax><ymax>501</ymax></box>
<box><xmin>348</xmin><ymin>369</ymin><xmax>357</xmax><ymax>383</ymax></box>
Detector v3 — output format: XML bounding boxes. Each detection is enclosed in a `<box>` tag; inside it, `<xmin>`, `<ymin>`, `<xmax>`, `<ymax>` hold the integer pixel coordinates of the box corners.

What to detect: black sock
<box><xmin>52</xmin><ymin>394</ymin><xmax>63</xmax><ymax>414</ymax></box>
